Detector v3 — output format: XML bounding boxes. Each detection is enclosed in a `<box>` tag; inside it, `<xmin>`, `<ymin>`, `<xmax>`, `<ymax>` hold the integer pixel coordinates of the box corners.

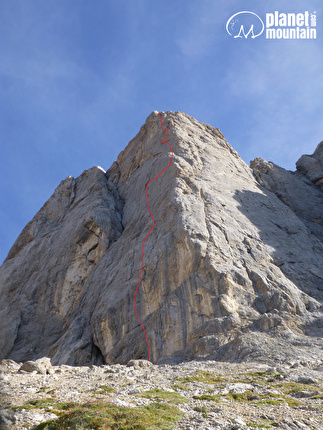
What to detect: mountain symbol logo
<box><xmin>226</xmin><ymin>11</ymin><xmax>264</xmax><ymax>39</ymax></box>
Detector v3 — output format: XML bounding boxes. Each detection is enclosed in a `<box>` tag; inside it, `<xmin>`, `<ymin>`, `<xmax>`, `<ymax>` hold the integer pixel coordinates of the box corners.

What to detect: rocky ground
<box><xmin>0</xmin><ymin>357</ymin><xmax>323</xmax><ymax>430</ymax></box>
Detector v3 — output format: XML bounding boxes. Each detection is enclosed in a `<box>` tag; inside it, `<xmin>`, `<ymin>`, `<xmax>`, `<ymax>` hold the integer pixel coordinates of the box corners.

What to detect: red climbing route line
<box><xmin>133</xmin><ymin>112</ymin><xmax>173</xmax><ymax>361</ymax></box>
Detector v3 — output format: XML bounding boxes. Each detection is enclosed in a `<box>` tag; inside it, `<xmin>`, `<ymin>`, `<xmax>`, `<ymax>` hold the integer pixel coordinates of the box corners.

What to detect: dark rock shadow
<box><xmin>234</xmin><ymin>186</ymin><xmax>323</xmax><ymax>297</ymax></box>
<box><xmin>233</xmin><ymin>186</ymin><xmax>323</xmax><ymax>337</ymax></box>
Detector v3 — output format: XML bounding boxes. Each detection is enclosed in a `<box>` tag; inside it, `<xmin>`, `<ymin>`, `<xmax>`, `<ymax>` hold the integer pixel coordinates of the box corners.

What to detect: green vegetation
<box><xmin>254</xmin><ymin>397</ymin><xmax>301</xmax><ymax>408</ymax></box>
<box><xmin>172</xmin><ymin>382</ymin><xmax>190</xmax><ymax>391</ymax></box>
<box><xmin>175</xmin><ymin>370</ymin><xmax>224</xmax><ymax>385</ymax></box>
<box><xmin>230</xmin><ymin>391</ymin><xmax>256</xmax><ymax>401</ymax></box>
<box><xmin>237</xmin><ymin>370</ymin><xmax>285</xmax><ymax>385</ymax></box>
<box><xmin>11</xmin><ymin>367</ymin><xmax>321</xmax><ymax>429</ymax></box>
<box><xmin>193</xmin><ymin>394</ymin><xmax>219</xmax><ymax>401</ymax></box>
<box><xmin>281</xmin><ymin>397</ymin><xmax>302</xmax><ymax>408</ymax></box>
<box><xmin>277</xmin><ymin>381</ymin><xmax>321</xmax><ymax>395</ymax></box>
<box><xmin>12</xmin><ymin>399</ymin><xmax>77</xmax><ymax>416</ymax></box>
<box><xmin>193</xmin><ymin>406</ymin><xmax>209</xmax><ymax>413</ymax></box>
<box><xmin>93</xmin><ymin>385</ymin><xmax>115</xmax><ymax>395</ymax></box>
<box><xmin>254</xmin><ymin>399</ymin><xmax>286</xmax><ymax>406</ymax></box>
<box><xmin>35</xmin><ymin>388</ymin><xmax>56</xmax><ymax>395</ymax></box>
<box><xmin>32</xmin><ymin>401</ymin><xmax>184</xmax><ymax>430</ymax></box>
<box><xmin>37</xmin><ymin>386</ymin><xmax>50</xmax><ymax>393</ymax></box>
<box><xmin>137</xmin><ymin>388</ymin><xmax>189</xmax><ymax>404</ymax></box>
<box><xmin>193</xmin><ymin>405</ymin><xmax>209</xmax><ymax>417</ymax></box>
<box><xmin>247</xmin><ymin>420</ymin><xmax>278</xmax><ymax>428</ymax></box>
<box><xmin>193</xmin><ymin>388</ymin><xmax>303</xmax><ymax>408</ymax></box>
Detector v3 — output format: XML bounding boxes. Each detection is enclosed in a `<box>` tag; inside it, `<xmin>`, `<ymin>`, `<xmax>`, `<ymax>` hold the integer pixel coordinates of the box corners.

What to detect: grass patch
<box><xmin>193</xmin><ymin>405</ymin><xmax>209</xmax><ymax>418</ymax></box>
<box><xmin>172</xmin><ymin>382</ymin><xmax>190</xmax><ymax>391</ymax></box>
<box><xmin>192</xmin><ymin>389</ymin><xmax>302</xmax><ymax>409</ymax></box>
<box><xmin>27</xmin><ymin>399</ymin><xmax>76</xmax><ymax>411</ymax></box>
<box><xmin>193</xmin><ymin>406</ymin><xmax>209</xmax><ymax>413</ymax></box>
<box><xmin>193</xmin><ymin>390</ymin><xmax>275</xmax><ymax>404</ymax></box>
<box><xmin>239</xmin><ymin>370</ymin><xmax>284</xmax><ymax>385</ymax></box>
<box><xmin>93</xmin><ymin>385</ymin><xmax>115</xmax><ymax>395</ymax></box>
<box><xmin>37</xmin><ymin>386</ymin><xmax>50</xmax><ymax>393</ymax></box>
<box><xmin>193</xmin><ymin>394</ymin><xmax>219</xmax><ymax>402</ymax></box>
<box><xmin>254</xmin><ymin>399</ymin><xmax>286</xmax><ymax>406</ymax></box>
<box><xmin>254</xmin><ymin>397</ymin><xmax>301</xmax><ymax>407</ymax></box>
<box><xmin>33</xmin><ymin>401</ymin><xmax>184</xmax><ymax>430</ymax></box>
<box><xmin>284</xmin><ymin>398</ymin><xmax>302</xmax><ymax>408</ymax></box>
<box><xmin>230</xmin><ymin>391</ymin><xmax>255</xmax><ymax>401</ymax></box>
<box><xmin>229</xmin><ymin>390</ymin><xmax>301</xmax><ymax>408</ymax></box>
<box><xmin>277</xmin><ymin>381</ymin><xmax>321</xmax><ymax>395</ymax></box>
<box><xmin>247</xmin><ymin>421</ymin><xmax>278</xmax><ymax>428</ymax></box>
<box><xmin>12</xmin><ymin>399</ymin><xmax>78</xmax><ymax>417</ymax></box>
<box><xmin>175</xmin><ymin>370</ymin><xmax>224</xmax><ymax>385</ymax></box>
<box><xmin>137</xmin><ymin>389</ymin><xmax>189</xmax><ymax>404</ymax></box>
<box><xmin>12</xmin><ymin>398</ymin><xmax>57</xmax><ymax>411</ymax></box>
<box><xmin>245</xmin><ymin>371</ymin><xmax>268</xmax><ymax>377</ymax></box>
<box><xmin>192</xmin><ymin>391</ymin><xmax>260</xmax><ymax>402</ymax></box>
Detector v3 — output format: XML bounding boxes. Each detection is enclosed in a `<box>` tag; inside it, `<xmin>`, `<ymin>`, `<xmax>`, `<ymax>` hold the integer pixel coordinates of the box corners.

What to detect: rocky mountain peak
<box><xmin>0</xmin><ymin>111</ymin><xmax>322</xmax><ymax>367</ymax></box>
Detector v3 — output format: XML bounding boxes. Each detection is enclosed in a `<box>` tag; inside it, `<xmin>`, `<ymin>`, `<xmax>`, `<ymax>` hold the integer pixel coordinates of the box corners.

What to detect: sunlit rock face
<box><xmin>0</xmin><ymin>111</ymin><xmax>322</xmax><ymax>366</ymax></box>
<box><xmin>296</xmin><ymin>140</ymin><xmax>323</xmax><ymax>187</ymax></box>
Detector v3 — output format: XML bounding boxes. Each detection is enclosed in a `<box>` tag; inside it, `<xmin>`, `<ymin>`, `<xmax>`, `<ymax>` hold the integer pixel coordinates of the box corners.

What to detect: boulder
<box><xmin>19</xmin><ymin>357</ymin><xmax>52</xmax><ymax>375</ymax></box>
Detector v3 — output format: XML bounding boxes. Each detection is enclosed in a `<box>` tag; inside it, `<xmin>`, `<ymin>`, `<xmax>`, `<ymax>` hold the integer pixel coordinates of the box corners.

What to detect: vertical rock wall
<box><xmin>0</xmin><ymin>111</ymin><xmax>322</xmax><ymax>365</ymax></box>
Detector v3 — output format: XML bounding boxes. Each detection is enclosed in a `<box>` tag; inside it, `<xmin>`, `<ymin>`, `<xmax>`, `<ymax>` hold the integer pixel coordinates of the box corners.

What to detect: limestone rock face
<box><xmin>0</xmin><ymin>167</ymin><xmax>123</xmax><ymax>364</ymax></box>
<box><xmin>250</xmin><ymin>157</ymin><xmax>323</xmax><ymax>243</ymax></box>
<box><xmin>296</xmin><ymin>140</ymin><xmax>323</xmax><ymax>187</ymax></box>
<box><xmin>0</xmin><ymin>111</ymin><xmax>322</xmax><ymax>366</ymax></box>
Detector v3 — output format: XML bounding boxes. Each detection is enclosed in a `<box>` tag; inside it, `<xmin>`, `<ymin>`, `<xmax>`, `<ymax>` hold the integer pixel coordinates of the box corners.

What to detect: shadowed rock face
<box><xmin>0</xmin><ymin>111</ymin><xmax>322</xmax><ymax>366</ymax></box>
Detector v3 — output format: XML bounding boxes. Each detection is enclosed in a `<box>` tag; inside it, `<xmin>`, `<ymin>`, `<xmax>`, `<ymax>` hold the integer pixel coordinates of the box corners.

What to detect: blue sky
<box><xmin>1</xmin><ymin>0</ymin><xmax>322</xmax><ymax>263</ymax></box>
